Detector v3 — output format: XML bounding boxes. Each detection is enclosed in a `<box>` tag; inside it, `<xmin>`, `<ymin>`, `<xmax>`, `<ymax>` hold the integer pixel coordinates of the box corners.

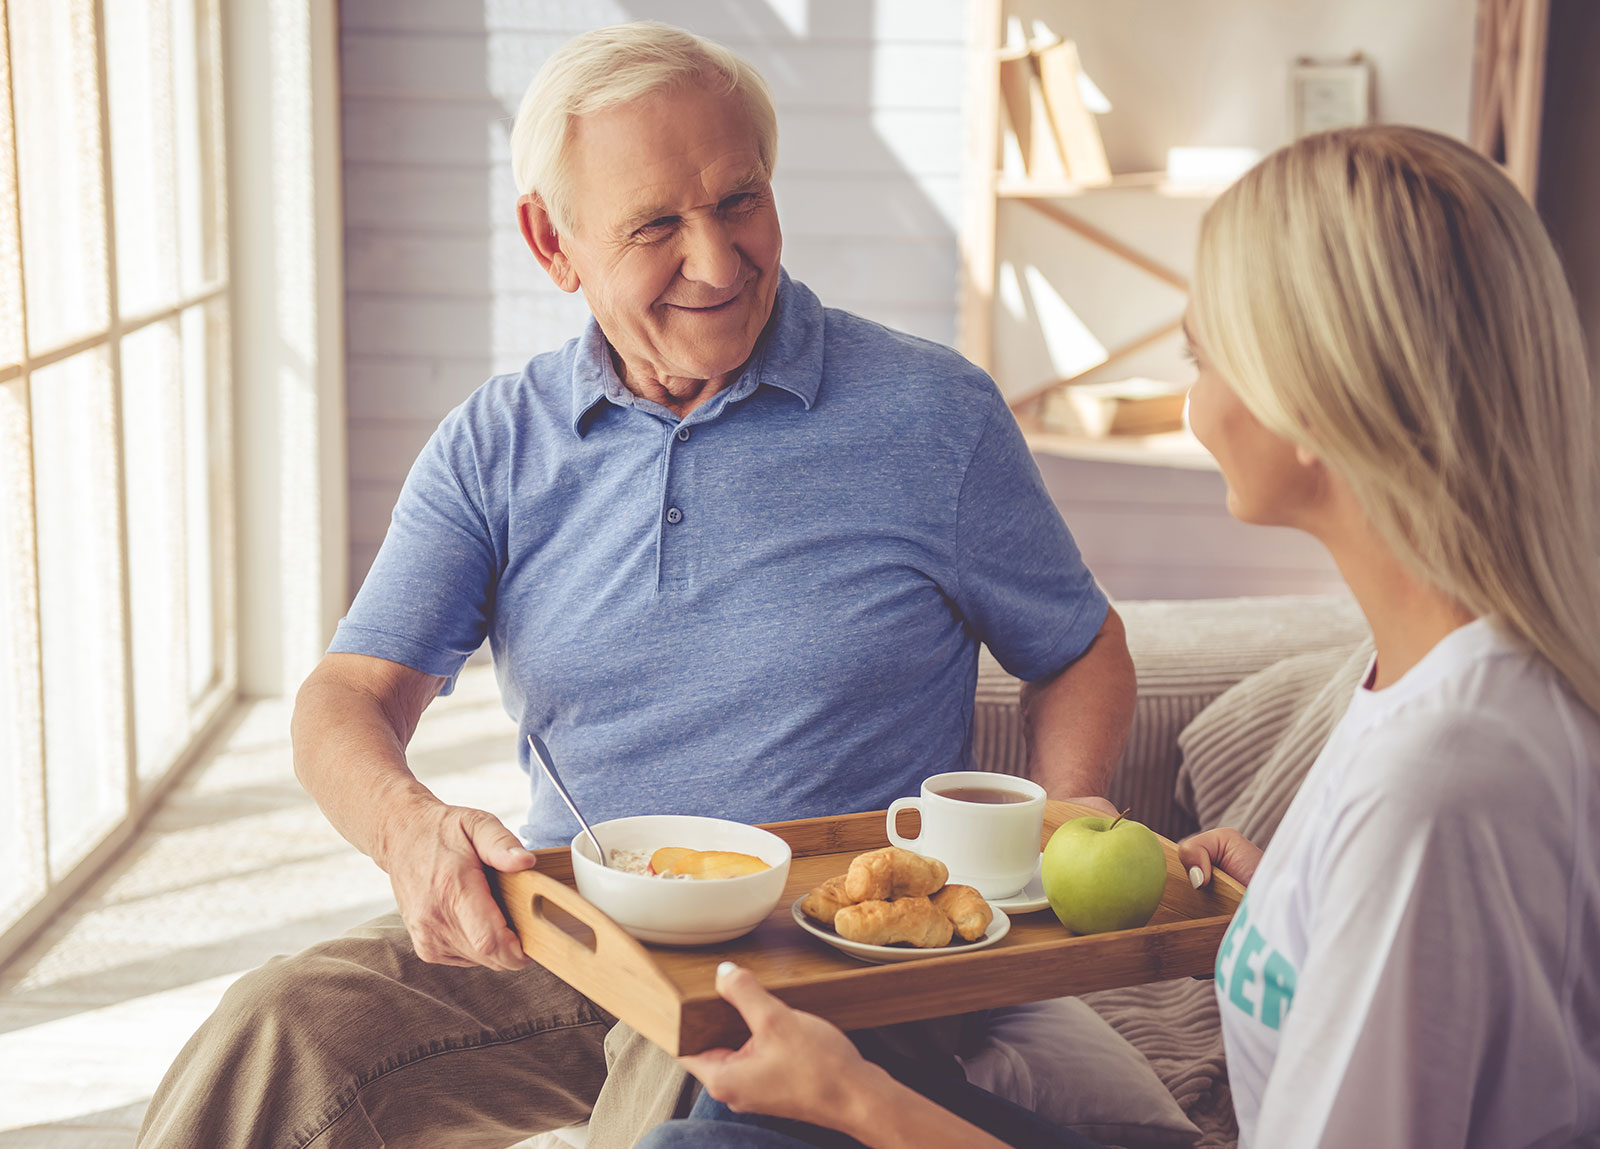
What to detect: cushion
<box><xmin>958</xmin><ymin>997</ymin><xmax>1201</xmax><ymax>1147</ymax></box>
<box><xmin>1175</xmin><ymin>638</ymin><xmax>1374</xmax><ymax>844</ymax></box>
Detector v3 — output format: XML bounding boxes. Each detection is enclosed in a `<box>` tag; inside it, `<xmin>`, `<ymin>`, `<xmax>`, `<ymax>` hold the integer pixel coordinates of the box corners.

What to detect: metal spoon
<box><xmin>527</xmin><ymin>733</ymin><xmax>607</xmax><ymax>867</ymax></box>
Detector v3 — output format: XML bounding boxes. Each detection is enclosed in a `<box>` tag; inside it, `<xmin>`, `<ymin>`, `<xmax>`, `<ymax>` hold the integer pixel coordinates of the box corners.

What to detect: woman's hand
<box><xmin>680</xmin><ymin>963</ymin><xmax>878</xmax><ymax>1127</ymax></box>
<box><xmin>383</xmin><ymin>802</ymin><xmax>538</xmax><ymax>971</ymax></box>
<box><xmin>1178</xmin><ymin>827</ymin><xmax>1263</xmax><ymax>888</ymax></box>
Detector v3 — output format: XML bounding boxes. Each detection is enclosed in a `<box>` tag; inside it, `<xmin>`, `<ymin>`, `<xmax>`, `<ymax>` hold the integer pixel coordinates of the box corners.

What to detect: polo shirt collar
<box><xmin>568</xmin><ymin>268</ymin><xmax>823</xmax><ymax>437</ymax></box>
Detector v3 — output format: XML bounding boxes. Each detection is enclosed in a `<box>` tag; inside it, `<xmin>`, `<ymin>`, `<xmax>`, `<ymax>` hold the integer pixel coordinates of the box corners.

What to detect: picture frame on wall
<box><xmin>1291</xmin><ymin>54</ymin><xmax>1373</xmax><ymax>138</ymax></box>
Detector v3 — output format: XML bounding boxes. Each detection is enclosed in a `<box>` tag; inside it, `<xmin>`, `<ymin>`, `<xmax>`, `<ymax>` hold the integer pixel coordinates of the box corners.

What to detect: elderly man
<box><xmin>137</xmin><ymin>21</ymin><xmax>1135</xmax><ymax>1149</ymax></box>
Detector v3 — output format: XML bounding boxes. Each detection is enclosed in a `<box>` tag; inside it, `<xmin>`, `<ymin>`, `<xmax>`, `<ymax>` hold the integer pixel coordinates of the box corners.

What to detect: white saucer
<box><xmin>983</xmin><ymin>865</ymin><xmax>1051</xmax><ymax>914</ymax></box>
<box><xmin>791</xmin><ymin>896</ymin><xmax>1010</xmax><ymax>965</ymax></box>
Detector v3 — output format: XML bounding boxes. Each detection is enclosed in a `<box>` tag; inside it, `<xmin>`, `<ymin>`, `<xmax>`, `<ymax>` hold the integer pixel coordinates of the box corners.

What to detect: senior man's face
<box><xmin>540</xmin><ymin>83</ymin><xmax>782</xmax><ymax>391</ymax></box>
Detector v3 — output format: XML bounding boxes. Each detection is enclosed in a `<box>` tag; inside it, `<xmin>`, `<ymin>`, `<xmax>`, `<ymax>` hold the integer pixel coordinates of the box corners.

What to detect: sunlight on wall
<box><xmin>993</xmin><ymin>258</ymin><xmax>1107</xmax><ymax>401</ymax></box>
<box><xmin>761</xmin><ymin>0</ymin><xmax>808</xmax><ymax>38</ymax></box>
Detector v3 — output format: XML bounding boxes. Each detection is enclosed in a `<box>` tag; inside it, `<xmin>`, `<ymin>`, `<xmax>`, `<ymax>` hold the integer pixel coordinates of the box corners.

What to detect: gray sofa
<box><xmin>976</xmin><ymin>594</ymin><xmax>1368</xmax><ymax>840</ymax></box>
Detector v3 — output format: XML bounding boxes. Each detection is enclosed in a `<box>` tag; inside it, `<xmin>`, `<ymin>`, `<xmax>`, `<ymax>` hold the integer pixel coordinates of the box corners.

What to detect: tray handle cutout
<box><xmin>490</xmin><ymin>869</ymin><xmax>681</xmax><ymax>1039</ymax></box>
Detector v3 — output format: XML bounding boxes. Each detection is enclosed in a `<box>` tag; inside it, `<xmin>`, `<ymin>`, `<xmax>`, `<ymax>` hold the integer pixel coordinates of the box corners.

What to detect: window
<box><xmin>0</xmin><ymin>0</ymin><xmax>234</xmax><ymax>944</ymax></box>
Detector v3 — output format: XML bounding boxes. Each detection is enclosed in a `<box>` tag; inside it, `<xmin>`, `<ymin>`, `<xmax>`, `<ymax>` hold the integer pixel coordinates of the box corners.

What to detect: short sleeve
<box><xmin>328</xmin><ymin>402</ymin><xmax>503</xmax><ymax>688</ymax></box>
<box><xmin>952</xmin><ymin>388</ymin><xmax>1108</xmax><ymax>680</ymax></box>
<box><xmin>1252</xmin><ymin>712</ymin><xmax>1576</xmax><ymax>1146</ymax></box>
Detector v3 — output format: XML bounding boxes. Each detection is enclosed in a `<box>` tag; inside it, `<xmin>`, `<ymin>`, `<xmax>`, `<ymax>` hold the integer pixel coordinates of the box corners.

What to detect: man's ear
<box><xmin>518</xmin><ymin>193</ymin><xmax>580</xmax><ymax>293</ymax></box>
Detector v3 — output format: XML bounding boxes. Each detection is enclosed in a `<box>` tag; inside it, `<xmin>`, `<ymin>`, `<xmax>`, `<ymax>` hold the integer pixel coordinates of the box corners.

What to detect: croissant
<box><xmin>800</xmin><ymin>875</ymin><xmax>854</xmax><ymax>926</ymax></box>
<box><xmin>844</xmin><ymin>847</ymin><xmax>948</xmax><ymax>902</ymax></box>
<box><xmin>834</xmin><ymin>896</ymin><xmax>954</xmax><ymax>948</ymax></box>
<box><xmin>931</xmin><ymin>884</ymin><xmax>993</xmax><ymax>941</ymax></box>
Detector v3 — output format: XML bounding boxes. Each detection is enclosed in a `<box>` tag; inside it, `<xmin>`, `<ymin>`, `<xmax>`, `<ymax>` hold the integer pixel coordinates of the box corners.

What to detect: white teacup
<box><xmin>886</xmin><ymin>771</ymin><xmax>1046</xmax><ymax>899</ymax></box>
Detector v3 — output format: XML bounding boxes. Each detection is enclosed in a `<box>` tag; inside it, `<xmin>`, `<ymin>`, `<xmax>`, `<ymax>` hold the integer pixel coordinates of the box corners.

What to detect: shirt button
<box><xmin>676</xmin><ymin>427</ymin><xmax>690</xmax><ymax>442</ymax></box>
<box><xmin>665</xmin><ymin>507</ymin><xmax>683</xmax><ymax>525</ymax></box>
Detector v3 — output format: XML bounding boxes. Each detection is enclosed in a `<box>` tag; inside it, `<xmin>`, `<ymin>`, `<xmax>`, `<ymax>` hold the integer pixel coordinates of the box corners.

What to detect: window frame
<box><xmin>0</xmin><ymin>0</ymin><xmax>239</xmax><ymax>966</ymax></box>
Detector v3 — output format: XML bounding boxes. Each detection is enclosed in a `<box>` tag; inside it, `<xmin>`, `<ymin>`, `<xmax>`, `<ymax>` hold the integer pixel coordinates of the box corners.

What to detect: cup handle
<box><xmin>886</xmin><ymin>797</ymin><xmax>922</xmax><ymax>848</ymax></box>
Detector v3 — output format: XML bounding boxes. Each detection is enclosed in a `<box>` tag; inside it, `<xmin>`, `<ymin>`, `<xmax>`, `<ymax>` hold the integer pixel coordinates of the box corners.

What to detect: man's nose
<box><xmin>680</xmin><ymin>218</ymin><xmax>741</xmax><ymax>290</ymax></box>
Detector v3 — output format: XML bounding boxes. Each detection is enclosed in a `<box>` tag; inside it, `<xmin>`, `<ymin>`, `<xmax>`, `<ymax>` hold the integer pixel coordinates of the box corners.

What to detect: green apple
<box><xmin>1041</xmin><ymin>810</ymin><xmax>1168</xmax><ymax>934</ymax></box>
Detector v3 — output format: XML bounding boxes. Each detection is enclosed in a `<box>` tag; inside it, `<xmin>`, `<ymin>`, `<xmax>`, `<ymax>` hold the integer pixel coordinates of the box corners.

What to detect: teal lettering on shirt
<box><xmin>1229</xmin><ymin>926</ymin><xmax>1268</xmax><ymax>1014</ymax></box>
<box><xmin>1215</xmin><ymin>889</ymin><xmax>1300</xmax><ymax>1030</ymax></box>
<box><xmin>1260</xmin><ymin>950</ymin><xmax>1297</xmax><ymax>1030</ymax></box>
<box><xmin>1215</xmin><ymin>894</ymin><xmax>1249</xmax><ymax>983</ymax></box>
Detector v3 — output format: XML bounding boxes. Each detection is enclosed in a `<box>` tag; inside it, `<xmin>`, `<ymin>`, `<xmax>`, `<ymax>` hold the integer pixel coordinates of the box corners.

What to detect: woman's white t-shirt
<box><xmin>1217</xmin><ymin>619</ymin><xmax>1600</xmax><ymax>1147</ymax></box>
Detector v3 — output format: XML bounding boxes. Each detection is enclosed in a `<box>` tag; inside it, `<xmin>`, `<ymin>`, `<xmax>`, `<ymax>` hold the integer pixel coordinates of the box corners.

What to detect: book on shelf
<box><xmin>1041</xmin><ymin>377</ymin><xmax>1190</xmax><ymax>439</ymax></box>
<box><xmin>998</xmin><ymin>51</ymin><xmax>1068</xmax><ymax>182</ymax></box>
<box><xmin>1035</xmin><ymin>40</ymin><xmax>1111</xmax><ymax>186</ymax></box>
<box><xmin>997</xmin><ymin>38</ymin><xmax>1110</xmax><ymax>187</ymax></box>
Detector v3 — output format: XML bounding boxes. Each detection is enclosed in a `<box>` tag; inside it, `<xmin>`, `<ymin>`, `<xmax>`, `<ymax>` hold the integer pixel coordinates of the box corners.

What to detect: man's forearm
<box><xmin>1019</xmin><ymin>605</ymin><xmax>1137</xmax><ymax>800</ymax></box>
<box><xmin>290</xmin><ymin>664</ymin><xmax>445</xmax><ymax>870</ymax></box>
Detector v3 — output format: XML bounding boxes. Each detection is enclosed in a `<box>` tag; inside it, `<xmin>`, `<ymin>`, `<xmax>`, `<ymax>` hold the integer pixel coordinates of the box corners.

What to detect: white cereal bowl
<box><xmin>569</xmin><ymin>815</ymin><xmax>792</xmax><ymax>946</ymax></box>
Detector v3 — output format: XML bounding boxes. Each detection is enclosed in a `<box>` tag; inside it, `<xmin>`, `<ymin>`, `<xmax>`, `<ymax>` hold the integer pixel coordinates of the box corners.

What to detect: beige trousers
<box><xmin>135</xmin><ymin>914</ymin><xmax>697</xmax><ymax>1149</ymax></box>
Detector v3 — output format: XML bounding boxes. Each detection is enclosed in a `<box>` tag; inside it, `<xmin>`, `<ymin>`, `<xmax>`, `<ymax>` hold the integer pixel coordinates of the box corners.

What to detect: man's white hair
<box><xmin>510</xmin><ymin>21</ymin><xmax>778</xmax><ymax>234</ymax></box>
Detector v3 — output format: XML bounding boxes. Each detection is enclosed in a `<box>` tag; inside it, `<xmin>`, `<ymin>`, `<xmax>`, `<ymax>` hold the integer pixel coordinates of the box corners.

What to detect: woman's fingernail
<box><xmin>717</xmin><ymin>961</ymin><xmax>738</xmax><ymax>979</ymax></box>
<box><xmin>1189</xmin><ymin>865</ymin><xmax>1205</xmax><ymax>889</ymax></box>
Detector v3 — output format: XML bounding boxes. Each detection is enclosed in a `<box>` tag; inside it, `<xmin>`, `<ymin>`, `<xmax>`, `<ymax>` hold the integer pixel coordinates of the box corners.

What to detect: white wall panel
<box><xmin>1033</xmin><ymin>456</ymin><xmax>1346</xmax><ymax>602</ymax></box>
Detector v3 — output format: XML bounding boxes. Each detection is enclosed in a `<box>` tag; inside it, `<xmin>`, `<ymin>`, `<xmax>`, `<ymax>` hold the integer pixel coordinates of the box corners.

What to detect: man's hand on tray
<box><xmin>386</xmin><ymin>802</ymin><xmax>540</xmax><ymax>971</ymax></box>
<box><xmin>1065</xmin><ymin>795</ymin><xmax>1120</xmax><ymax>818</ymax></box>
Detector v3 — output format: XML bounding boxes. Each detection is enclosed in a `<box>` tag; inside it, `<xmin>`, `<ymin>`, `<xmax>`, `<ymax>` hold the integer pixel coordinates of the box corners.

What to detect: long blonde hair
<box><xmin>1192</xmin><ymin>125</ymin><xmax>1600</xmax><ymax>715</ymax></box>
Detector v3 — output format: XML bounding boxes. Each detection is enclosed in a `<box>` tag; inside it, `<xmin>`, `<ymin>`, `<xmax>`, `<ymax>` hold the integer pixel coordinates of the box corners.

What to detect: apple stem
<box><xmin>1109</xmin><ymin>807</ymin><xmax>1132</xmax><ymax>831</ymax></box>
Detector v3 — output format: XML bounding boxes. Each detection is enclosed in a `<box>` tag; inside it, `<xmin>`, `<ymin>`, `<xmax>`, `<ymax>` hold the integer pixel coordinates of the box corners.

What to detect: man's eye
<box><xmin>720</xmin><ymin>193</ymin><xmax>756</xmax><ymax>212</ymax></box>
<box><xmin>636</xmin><ymin>218</ymin><xmax>677</xmax><ymax>239</ymax></box>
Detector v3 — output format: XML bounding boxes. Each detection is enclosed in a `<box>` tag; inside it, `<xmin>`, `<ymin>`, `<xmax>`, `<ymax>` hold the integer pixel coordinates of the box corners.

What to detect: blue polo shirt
<box><xmin>331</xmin><ymin>272</ymin><xmax>1108</xmax><ymax>847</ymax></box>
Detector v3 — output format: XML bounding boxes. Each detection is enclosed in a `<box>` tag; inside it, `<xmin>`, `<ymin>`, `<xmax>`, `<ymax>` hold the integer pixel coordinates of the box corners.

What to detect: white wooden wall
<box><xmin>1034</xmin><ymin>456</ymin><xmax>1345</xmax><ymax>601</ymax></box>
<box><xmin>339</xmin><ymin>0</ymin><xmax>968</xmax><ymax>593</ymax></box>
<box><xmin>337</xmin><ymin>0</ymin><xmax>1344</xmax><ymax>606</ymax></box>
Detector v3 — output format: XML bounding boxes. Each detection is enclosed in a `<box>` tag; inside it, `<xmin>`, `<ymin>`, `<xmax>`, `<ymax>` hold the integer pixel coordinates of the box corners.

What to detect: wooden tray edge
<box><xmin>493</xmin><ymin>802</ymin><xmax>1244</xmax><ymax>1054</ymax></box>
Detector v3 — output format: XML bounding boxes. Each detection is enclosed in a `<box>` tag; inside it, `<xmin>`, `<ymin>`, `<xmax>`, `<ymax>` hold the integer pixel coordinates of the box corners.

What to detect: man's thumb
<box><xmin>467</xmin><ymin>813</ymin><xmax>537</xmax><ymax>871</ymax></box>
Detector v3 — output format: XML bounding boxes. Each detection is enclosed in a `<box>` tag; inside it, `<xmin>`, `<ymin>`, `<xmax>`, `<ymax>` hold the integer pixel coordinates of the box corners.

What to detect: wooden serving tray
<box><xmin>490</xmin><ymin>800</ymin><xmax>1243</xmax><ymax>1055</ymax></box>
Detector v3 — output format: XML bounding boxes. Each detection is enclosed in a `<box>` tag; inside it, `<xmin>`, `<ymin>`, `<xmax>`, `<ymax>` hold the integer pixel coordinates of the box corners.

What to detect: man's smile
<box><xmin>663</xmin><ymin>277</ymin><xmax>754</xmax><ymax>313</ymax></box>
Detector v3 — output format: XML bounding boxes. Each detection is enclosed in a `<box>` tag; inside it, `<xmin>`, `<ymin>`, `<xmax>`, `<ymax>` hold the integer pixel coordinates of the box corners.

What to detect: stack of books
<box><xmin>1041</xmin><ymin>377</ymin><xmax>1191</xmax><ymax>439</ymax></box>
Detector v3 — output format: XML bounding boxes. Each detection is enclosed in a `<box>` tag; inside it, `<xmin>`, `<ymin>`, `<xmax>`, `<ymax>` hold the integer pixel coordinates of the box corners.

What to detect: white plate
<box><xmin>791</xmin><ymin>896</ymin><xmax>1010</xmax><ymax>965</ymax></box>
<box><xmin>985</xmin><ymin>864</ymin><xmax>1051</xmax><ymax>915</ymax></box>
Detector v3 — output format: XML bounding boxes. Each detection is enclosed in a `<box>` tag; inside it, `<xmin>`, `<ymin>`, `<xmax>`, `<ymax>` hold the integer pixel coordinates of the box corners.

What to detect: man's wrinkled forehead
<box><xmin>561</xmin><ymin>84</ymin><xmax>767</xmax><ymax>223</ymax></box>
<box><xmin>613</xmin><ymin>163</ymin><xmax>770</xmax><ymax>232</ymax></box>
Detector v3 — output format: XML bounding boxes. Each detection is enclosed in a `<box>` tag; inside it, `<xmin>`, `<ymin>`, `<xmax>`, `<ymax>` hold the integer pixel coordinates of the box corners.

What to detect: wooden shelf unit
<box><xmin>960</xmin><ymin>1</ymin><xmax>1217</xmax><ymax>467</ymax></box>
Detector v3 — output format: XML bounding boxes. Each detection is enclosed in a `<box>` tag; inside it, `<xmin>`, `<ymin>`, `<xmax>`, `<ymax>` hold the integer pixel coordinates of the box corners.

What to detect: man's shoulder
<box><xmin>815</xmin><ymin>302</ymin><xmax>996</xmax><ymax>412</ymax></box>
<box><xmin>446</xmin><ymin>338</ymin><xmax>583</xmax><ymax>428</ymax></box>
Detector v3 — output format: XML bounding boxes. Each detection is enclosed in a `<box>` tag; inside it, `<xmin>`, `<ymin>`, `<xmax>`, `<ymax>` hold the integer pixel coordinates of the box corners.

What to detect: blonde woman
<box><xmin>637</xmin><ymin>125</ymin><xmax>1600</xmax><ymax>1148</ymax></box>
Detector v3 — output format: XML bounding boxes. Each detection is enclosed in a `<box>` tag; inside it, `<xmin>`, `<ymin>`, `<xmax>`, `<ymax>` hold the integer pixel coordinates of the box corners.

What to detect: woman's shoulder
<box><xmin>1331</xmin><ymin>631</ymin><xmax>1598</xmax><ymax>815</ymax></box>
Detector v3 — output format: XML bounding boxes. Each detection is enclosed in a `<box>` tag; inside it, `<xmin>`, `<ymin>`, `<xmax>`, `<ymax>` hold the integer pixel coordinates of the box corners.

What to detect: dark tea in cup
<box><xmin>931</xmin><ymin>786</ymin><xmax>1031</xmax><ymax>805</ymax></box>
<box><xmin>887</xmin><ymin>771</ymin><xmax>1047</xmax><ymax>897</ymax></box>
